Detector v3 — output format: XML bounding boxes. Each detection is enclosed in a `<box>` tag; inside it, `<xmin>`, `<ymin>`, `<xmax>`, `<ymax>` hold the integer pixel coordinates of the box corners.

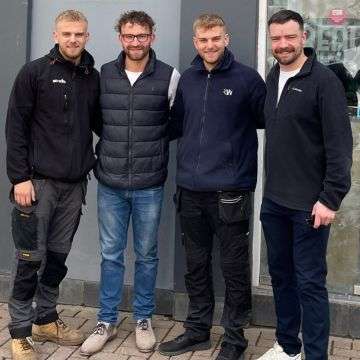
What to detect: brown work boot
<box><xmin>32</xmin><ymin>318</ymin><xmax>84</xmax><ymax>345</ymax></box>
<box><xmin>11</xmin><ymin>337</ymin><xmax>38</xmax><ymax>360</ymax></box>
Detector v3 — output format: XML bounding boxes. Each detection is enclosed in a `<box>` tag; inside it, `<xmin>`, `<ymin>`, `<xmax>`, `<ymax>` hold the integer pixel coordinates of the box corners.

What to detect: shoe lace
<box><xmin>20</xmin><ymin>337</ymin><xmax>34</xmax><ymax>351</ymax></box>
<box><xmin>174</xmin><ymin>334</ymin><xmax>186</xmax><ymax>343</ymax></box>
<box><xmin>137</xmin><ymin>319</ymin><xmax>149</xmax><ymax>330</ymax></box>
<box><xmin>56</xmin><ymin>319</ymin><xmax>68</xmax><ymax>332</ymax></box>
<box><xmin>93</xmin><ymin>322</ymin><xmax>107</xmax><ymax>335</ymax></box>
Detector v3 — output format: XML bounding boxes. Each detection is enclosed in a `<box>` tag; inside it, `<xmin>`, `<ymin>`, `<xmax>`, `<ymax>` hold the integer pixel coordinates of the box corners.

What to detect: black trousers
<box><xmin>178</xmin><ymin>187</ymin><xmax>251</xmax><ymax>350</ymax></box>
<box><xmin>260</xmin><ymin>197</ymin><xmax>330</xmax><ymax>359</ymax></box>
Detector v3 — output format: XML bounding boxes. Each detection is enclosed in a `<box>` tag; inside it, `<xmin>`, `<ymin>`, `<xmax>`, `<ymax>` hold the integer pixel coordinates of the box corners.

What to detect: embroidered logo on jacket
<box><xmin>52</xmin><ymin>79</ymin><xmax>66</xmax><ymax>84</ymax></box>
<box><xmin>290</xmin><ymin>87</ymin><xmax>302</xmax><ymax>93</ymax></box>
<box><xmin>223</xmin><ymin>88</ymin><xmax>233</xmax><ymax>96</ymax></box>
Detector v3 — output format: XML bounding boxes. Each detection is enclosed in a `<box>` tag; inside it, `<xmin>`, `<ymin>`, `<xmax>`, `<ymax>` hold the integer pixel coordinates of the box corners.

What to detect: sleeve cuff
<box><xmin>12</xmin><ymin>177</ymin><xmax>31</xmax><ymax>185</ymax></box>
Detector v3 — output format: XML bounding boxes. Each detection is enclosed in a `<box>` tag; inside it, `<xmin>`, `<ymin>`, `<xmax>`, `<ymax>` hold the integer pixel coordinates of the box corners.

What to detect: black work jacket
<box><xmin>6</xmin><ymin>45</ymin><xmax>101</xmax><ymax>184</ymax></box>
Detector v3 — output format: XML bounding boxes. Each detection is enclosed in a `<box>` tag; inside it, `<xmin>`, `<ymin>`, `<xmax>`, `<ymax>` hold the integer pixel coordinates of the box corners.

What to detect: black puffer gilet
<box><xmin>95</xmin><ymin>49</ymin><xmax>173</xmax><ymax>189</ymax></box>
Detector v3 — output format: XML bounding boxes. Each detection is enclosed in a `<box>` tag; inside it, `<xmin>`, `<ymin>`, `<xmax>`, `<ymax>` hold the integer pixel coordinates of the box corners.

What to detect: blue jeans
<box><xmin>97</xmin><ymin>182</ymin><xmax>164</xmax><ymax>324</ymax></box>
<box><xmin>260</xmin><ymin>197</ymin><xmax>330</xmax><ymax>360</ymax></box>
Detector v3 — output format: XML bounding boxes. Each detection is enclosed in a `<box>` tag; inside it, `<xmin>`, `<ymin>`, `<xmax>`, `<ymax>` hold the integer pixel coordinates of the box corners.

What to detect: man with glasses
<box><xmin>80</xmin><ymin>10</ymin><xmax>180</xmax><ymax>356</ymax></box>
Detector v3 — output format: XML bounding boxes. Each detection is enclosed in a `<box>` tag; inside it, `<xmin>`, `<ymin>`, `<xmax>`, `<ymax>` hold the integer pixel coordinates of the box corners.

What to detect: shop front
<box><xmin>260</xmin><ymin>0</ymin><xmax>360</xmax><ymax>299</ymax></box>
<box><xmin>0</xmin><ymin>0</ymin><xmax>359</xmax><ymax>337</ymax></box>
<box><xmin>175</xmin><ymin>0</ymin><xmax>360</xmax><ymax>337</ymax></box>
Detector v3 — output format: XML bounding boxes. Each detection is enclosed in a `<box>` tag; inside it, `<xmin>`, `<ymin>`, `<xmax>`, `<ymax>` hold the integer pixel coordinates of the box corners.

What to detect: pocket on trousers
<box><xmin>33</xmin><ymin>179</ymin><xmax>46</xmax><ymax>199</ymax></box>
<box><xmin>173</xmin><ymin>187</ymin><xmax>182</xmax><ymax>213</ymax></box>
<box><xmin>11</xmin><ymin>208</ymin><xmax>38</xmax><ymax>250</ymax></box>
<box><xmin>218</xmin><ymin>191</ymin><xmax>251</xmax><ymax>224</ymax></box>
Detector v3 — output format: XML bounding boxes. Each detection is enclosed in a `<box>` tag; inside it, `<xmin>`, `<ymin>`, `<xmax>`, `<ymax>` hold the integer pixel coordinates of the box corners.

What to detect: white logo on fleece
<box><xmin>223</xmin><ymin>88</ymin><xmax>233</xmax><ymax>96</ymax></box>
<box><xmin>52</xmin><ymin>79</ymin><xmax>66</xmax><ymax>84</ymax></box>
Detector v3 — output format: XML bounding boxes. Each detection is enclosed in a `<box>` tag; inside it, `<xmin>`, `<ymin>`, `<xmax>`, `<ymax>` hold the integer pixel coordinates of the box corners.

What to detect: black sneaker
<box><xmin>216</xmin><ymin>342</ymin><xmax>245</xmax><ymax>360</ymax></box>
<box><xmin>158</xmin><ymin>333</ymin><xmax>211</xmax><ymax>356</ymax></box>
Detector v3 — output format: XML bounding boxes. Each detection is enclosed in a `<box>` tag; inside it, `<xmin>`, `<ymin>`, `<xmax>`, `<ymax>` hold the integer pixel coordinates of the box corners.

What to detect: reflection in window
<box><xmin>268</xmin><ymin>0</ymin><xmax>360</xmax><ymax>111</ymax></box>
<box><xmin>261</xmin><ymin>1</ymin><xmax>360</xmax><ymax>296</ymax></box>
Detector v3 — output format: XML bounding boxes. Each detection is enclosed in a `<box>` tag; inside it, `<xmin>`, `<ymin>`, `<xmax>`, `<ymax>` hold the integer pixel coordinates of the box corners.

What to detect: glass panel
<box><xmin>267</xmin><ymin>0</ymin><xmax>360</xmax><ymax>110</ymax></box>
<box><xmin>327</xmin><ymin>119</ymin><xmax>360</xmax><ymax>294</ymax></box>
<box><xmin>260</xmin><ymin>0</ymin><xmax>360</xmax><ymax>296</ymax></box>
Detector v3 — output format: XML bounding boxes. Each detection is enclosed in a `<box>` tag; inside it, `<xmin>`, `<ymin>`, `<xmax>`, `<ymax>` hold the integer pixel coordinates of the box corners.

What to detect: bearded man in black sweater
<box><xmin>258</xmin><ymin>10</ymin><xmax>352</xmax><ymax>360</ymax></box>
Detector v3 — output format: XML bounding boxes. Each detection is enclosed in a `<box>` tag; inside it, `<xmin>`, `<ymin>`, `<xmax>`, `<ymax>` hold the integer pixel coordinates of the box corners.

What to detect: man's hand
<box><xmin>14</xmin><ymin>180</ymin><xmax>35</xmax><ymax>207</ymax></box>
<box><xmin>311</xmin><ymin>201</ymin><xmax>335</xmax><ymax>229</ymax></box>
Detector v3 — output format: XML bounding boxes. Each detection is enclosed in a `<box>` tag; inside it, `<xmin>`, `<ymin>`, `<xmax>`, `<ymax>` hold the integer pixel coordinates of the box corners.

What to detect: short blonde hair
<box><xmin>55</xmin><ymin>10</ymin><xmax>88</xmax><ymax>25</ymax></box>
<box><xmin>193</xmin><ymin>13</ymin><xmax>227</xmax><ymax>34</ymax></box>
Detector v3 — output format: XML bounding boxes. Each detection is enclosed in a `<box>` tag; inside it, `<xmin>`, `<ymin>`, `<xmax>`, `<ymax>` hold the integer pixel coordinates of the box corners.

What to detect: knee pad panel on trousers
<box><xmin>220</xmin><ymin>233</ymin><xmax>249</xmax><ymax>266</ymax></box>
<box><xmin>12</xmin><ymin>259</ymin><xmax>42</xmax><ymax>301</ymax></box>
<box><xmin>40</xmin><ymin>251</ymin><xmax>68</xmax><ymax>288</ymax></box>
<box><xmin>11</xmin><ymin>208</ymin><xmax>38</xmax><ymax>251</ymax></box>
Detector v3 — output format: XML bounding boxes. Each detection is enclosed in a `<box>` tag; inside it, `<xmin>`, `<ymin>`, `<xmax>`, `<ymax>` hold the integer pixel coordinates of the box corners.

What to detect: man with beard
<box><xmin>80</xmin><ymin>10</ymin><xmax>180</xmax><ymax>356</ymax></box>
<box><xmin>158</xmin><ymin>14</ymin><xmax>266</xmax><ymax>360</ymax></box>
<box><xmin>257</xmin><ymin>10</ymin><xmax>352</xmax><ymax>360</ymax></box>
<box><xmin>6</xmin><ymin>10</ymin><xmax>100</xmax><ymax>360</ymax></box>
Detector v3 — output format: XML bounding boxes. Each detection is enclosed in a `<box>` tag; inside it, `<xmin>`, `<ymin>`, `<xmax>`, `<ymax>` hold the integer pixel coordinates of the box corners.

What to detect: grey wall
<box><xmin>2</xmin><ymin>0</ymin><xmax>181</xmax><ymax>290</ymax></box>
<box><xmin>179</xmin><ymin>0</ymin><xmax>259</xmax><ymax>72</ymax></box>
<box><xmin>0</xmin><ymin>0</ymin><xmax>31</xmax><ymax>272</ymax></box>
<box><xmin>0</xmin><ymin>0</ymin><xmax>259</xmax><ymax>295</ymax></box>
<box><xmin>174</xmin><ymin>0</ymin><xmax>260</xmax><ymax>295</ymax></box>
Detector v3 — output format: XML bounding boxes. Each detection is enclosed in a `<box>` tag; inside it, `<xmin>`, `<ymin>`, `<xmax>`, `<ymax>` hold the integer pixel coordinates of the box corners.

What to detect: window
<box><xmin>260</xmin><ymin>0</ymin><xmax>360</xmax><ymax>296</ymax></box>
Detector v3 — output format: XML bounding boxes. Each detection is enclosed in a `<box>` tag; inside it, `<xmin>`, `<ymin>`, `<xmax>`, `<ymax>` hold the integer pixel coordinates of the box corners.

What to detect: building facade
<box><xmin>0</xmin><ymin>0</ymin><xmax>359</xmax><ymax>337</ymax></box>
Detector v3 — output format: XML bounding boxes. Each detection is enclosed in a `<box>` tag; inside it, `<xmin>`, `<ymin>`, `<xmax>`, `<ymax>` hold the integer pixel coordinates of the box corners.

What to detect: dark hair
<box><xmin>268</xmin><ymin>9</ymin><xmax>304</xmax><ymax>31</ymax></box>
<box><xmin>115</xmin><ymin>10</ymin><xmax>155</xmax><ymax>33</ymax></box>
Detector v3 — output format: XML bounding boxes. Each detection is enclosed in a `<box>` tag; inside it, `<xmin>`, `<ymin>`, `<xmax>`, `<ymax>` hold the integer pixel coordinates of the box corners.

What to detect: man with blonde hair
<box><xmin>6</xmin><ymin>9</ymin><xmax>100</xmax><ymax>359</ymax></box>
<box><xmin>159</xmin><ymin>13</ymin><xmax>265</xmax><ymax>360</ymax></box>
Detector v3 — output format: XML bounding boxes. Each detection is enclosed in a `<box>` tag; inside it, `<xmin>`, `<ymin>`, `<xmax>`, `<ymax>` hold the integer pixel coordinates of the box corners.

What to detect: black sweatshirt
<box><xmin>263</xmin><ymin>48</ymin><xmax>352</xmax><ymax>211</ymax></box>
<box><xmin>6</xmin><ymin>45</ymin><xmax>101</xmax><ymax>185</ymax></box>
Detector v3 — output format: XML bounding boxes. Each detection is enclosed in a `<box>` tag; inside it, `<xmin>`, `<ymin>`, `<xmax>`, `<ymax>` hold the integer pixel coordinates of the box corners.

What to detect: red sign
<box><xmin>329</xmin><ymin>9</ymin><xmax>346</xmax><ymax>25</ymax></box>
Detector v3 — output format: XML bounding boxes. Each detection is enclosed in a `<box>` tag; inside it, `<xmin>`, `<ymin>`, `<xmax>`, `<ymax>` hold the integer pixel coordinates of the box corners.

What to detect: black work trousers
<box><xmin>8</xmin><ymin>179</ymin><xmax>86</xmax><ymax>339</ymax></box>
<box><xmin>178</xmin><ymin>187</ymin><xmax>251</xmax><ymax>351</ymax></box>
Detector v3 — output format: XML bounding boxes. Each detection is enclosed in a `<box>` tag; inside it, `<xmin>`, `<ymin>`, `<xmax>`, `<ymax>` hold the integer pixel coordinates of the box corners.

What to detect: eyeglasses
<box><xmin>121</xmin><ymin>33</ymin><xmax>152</xmax><ymax>43</ymax></box>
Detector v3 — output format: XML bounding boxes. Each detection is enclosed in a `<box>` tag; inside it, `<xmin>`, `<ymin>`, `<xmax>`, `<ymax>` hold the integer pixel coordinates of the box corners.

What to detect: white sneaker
<box><xmin>257</xmin><ymin>342</ymin><xmax>301</xmax><ymax>360</ymax></box>
<box><xmin>135</xmin><ymin>318</ymin><xmax>156</xmax><ymax>352</ymax></box>
<box><xmin>80</xmin><ymin>322</ymin><xmax>117</xmax><ymax>356</ymax></box>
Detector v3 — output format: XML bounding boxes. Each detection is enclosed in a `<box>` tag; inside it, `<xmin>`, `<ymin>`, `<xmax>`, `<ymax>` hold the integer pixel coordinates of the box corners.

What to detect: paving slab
<box><xmin>0</xmin><ymin>303</ymin><xmax>359</xmax><ymax>359</ymax></box>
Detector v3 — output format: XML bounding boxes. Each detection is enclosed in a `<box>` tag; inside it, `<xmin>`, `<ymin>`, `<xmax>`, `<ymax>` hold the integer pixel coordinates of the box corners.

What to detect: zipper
<box><xmin>126</xmin><ymin>71</ymin><xmax>147</xmax><ymax>188</ymax></box>
<box><xmin>275</xmin><ymin>68</ymin><xmax>305</xmax><ymax>112</ymax></box>
<box><xmin>66</xmin><ymin>69</ymin><xmax>76</xmax><ymax>178</ymax></box>
<box><xmin>274</xmin><ymin>77</ymin><xmax>294</xmax><ymax>119</ymax></box>
<box><xmin>220</xmin><ymin>194</ymin><xmax>244</xmax><ymax>204</ymax></box>
<box><xmin>276</xmin><ymin>78</ymin><xmax>291</xmax><ymax>109</ymax></box>
<box><xmin>194</xmin><ymin>73</ymin><xmax>211</xmax><ymax>179</ymax></box>
<box><xmin>63</xmin><ymin>94</ymin><xmax>68</xmax><ymax>112</ymax></box>
<box><xmin>128</xmin><ymin>84</ymin><xmax>134</xmax><ymax>188</ymax></box>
